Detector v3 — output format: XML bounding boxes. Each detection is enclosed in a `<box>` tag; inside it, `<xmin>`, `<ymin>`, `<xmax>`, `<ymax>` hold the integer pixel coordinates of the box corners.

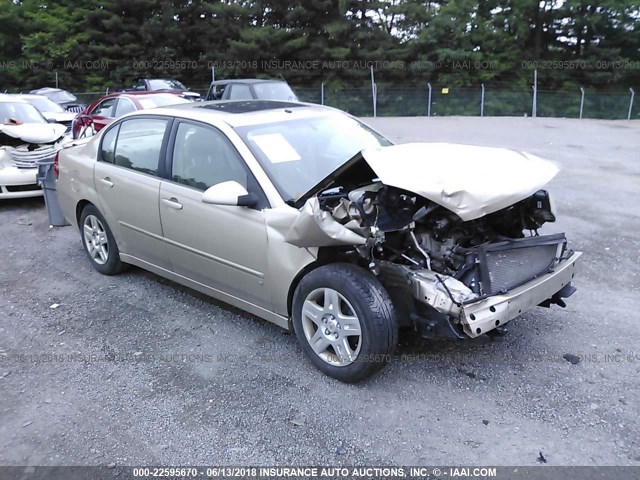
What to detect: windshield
<box><xmin>137</xmin><ymin>94</ymin><xmax>190</xmax><ymax>109</ymax></box>
<box><xmin>148</xmin><ymin>79</ymin><xmax>188</xmax><ymax>91</ymax></box>
<box><xmin>253</xmin><ymin>82</ymin><xmax>298</xmax><ymax>101</ymax></box>
<box><xmin>0</xmin><ymin>102</ymin><xmax>47</xmax><ymax>124</ymax></box>
<box><xmin>23</xmin><ymin>96</ymin><xmax>65</xmax><ymax>113</ymax></box>
<box><xmin>235</xmin><ymin>113</ymin><xmax>392</xmax><ymax>202</ymax></box>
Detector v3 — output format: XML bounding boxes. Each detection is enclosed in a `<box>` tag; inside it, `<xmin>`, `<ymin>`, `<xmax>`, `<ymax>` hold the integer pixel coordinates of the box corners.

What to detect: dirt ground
<box><xmin>0</xmin><ymin>116</ymin><xmax>638</xmax><ymax>467</ymax></box>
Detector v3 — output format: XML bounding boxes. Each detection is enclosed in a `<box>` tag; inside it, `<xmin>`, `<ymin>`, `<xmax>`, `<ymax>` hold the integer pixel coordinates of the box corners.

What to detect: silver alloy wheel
<box><xmin>83</xmin><ymin>214</ymin><xmax>109</xmax><ymax>265</ymax></box>
<box><xmin>301</xmin><ymin>288</ymin><xmax>362</xmax><ymax>366</ymax></box>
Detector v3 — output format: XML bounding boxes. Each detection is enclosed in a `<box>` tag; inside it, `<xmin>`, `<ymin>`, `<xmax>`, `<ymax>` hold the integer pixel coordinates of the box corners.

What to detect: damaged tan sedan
<box><xmin>56</xmin><ymin>100</ymin><xmax>581</xmax><ymax>382</ymax></box>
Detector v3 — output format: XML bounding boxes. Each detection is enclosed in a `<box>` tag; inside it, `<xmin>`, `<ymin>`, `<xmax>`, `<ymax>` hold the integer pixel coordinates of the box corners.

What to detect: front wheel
<box><xmin>292</xmin><ymin>263</ymin><xmax>398</xmax><ymax>383</ymax></box>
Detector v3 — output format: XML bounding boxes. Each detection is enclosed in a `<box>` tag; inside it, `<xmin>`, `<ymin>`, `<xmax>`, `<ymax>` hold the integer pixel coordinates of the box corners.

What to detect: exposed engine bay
<box><xmin>281</xmin><ymin>142</ymin><xmax>581</xmax><ymax>339</ymax></box>
<box><xmin>310</xmin><ymin>183</ymin><xmax>575</xmax><ymax>339</ymax></box>
<box><xmin>320</xmin><ymin>183</ymin><xmax>556</xmax><ymax>277</ymax></box>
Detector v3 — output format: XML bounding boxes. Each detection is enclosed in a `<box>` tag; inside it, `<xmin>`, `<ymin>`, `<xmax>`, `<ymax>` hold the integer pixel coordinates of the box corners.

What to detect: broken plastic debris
<box><xmin>562</xmin><ymin>353</ymin><xmax>581</xmax><ymax>365</ymax></box>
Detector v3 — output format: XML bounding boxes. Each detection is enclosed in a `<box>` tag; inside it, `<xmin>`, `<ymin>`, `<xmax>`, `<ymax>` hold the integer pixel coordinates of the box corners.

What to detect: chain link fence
<box><xmin>295</xmin><ymin>85</ymin><xmax>638</xmax><ymax>119</ymax></box>
<box><xmin>70</xmin><ymin>85</ymin><xmax>638</xmax><ymax>120</ymax></box>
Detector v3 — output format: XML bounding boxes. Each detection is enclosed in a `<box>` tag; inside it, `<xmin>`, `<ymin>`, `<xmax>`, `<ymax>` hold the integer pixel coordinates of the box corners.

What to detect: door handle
<box><xmin>162</xmin><ymin>197</ymin><xmax>183</xmax><ymax>210</ymax></box>
<box><xmin>99</xmin><ymin>177</ymin><xmax>114</xmax><ymax>188</ymax></box>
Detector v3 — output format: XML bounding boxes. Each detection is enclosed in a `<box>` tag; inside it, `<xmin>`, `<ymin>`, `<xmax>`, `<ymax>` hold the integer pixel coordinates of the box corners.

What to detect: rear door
<box><xmin>94</xmin><ymin>116</ymin><xmax>172</xmax><ymax>269</ymax></box>
<box><xmin>158</xmin><ymin>120</ymin><xmax>270</xmax><ymax>306</ymax></box>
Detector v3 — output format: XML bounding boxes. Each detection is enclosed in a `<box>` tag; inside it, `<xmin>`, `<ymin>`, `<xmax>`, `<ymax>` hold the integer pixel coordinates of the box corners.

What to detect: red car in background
<box><xmin>72</xmin><ymin>91</ymin><xmax>189</xmax><ymax>139</ymax></box>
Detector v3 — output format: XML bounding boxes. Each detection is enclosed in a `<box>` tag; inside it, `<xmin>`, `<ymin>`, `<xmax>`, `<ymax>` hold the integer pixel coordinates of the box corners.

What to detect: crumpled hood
<box><xmin>0</xmin><ymin>123</ymin><xmax>67</xmax><ymax>144</ymax></box>
<box><xmin>361</xmin><ymin>143</ymin><xmax>558</xmax><ymax>221</ymax></box>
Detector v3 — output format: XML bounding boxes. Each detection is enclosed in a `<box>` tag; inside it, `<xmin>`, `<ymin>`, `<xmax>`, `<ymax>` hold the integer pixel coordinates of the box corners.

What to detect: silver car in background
<box><xmin>55</xmin><ymin>100</ymin><xmax>581</xmax><ymax>382</ymax></box>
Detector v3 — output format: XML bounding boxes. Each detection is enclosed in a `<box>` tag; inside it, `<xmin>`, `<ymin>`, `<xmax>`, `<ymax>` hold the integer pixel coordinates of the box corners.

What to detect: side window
<box><xmin>133</xmin><ymin>80</ymin><xmax>146</xmax><ymax>91</ymax></box>
<box><xmin>207</xmin><ymin>83</ymin><xmax>228</xmax><ymax>100</ymax></box>
<box><xmin>113</xmin><ymin>118</ymin><xmax>168</xmax><ymax>175</ymax></box>
<box><xmin>228</xmin><ymin>84</ymin><xmax>252</xmax><ymax>101</ymax></box>
<box><xmin>114</xmin><ymin>98</ymin><xmax>136</xmax><ymax>117</ymax></box>
<box><xmin>92</xmin><ymin>98</ymin><xmax>117</xmax><ymax>117</ymax></box>
<box><xmin>214</xmin><ymin>84</ymin><xmax>228</xmax><ymax>100</ymax></box>
<box><xmin>171</xmin><ymin>122</ymin><xmax>248</xmax><ymax>191</ymax></box>
<box><xmin>99</xmin><ymin>125</ymin><xmax>120</xmax><ymax>164</ymax></box>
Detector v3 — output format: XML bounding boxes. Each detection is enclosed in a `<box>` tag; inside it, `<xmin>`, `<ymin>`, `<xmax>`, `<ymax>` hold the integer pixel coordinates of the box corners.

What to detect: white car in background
<box><xmin>0</xmin><ymin>94</ymin><xmax>68</xmax><ymax>199</ymax></box>
<box><xmin>14</xmin><ymin>94</ymin><xmax>77</xmax><ymax>134</ymax></box>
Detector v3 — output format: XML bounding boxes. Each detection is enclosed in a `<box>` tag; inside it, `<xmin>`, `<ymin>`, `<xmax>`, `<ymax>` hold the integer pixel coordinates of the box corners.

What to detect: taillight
<box><xmin>54</xmin><ymin>152</ymin><xmax>60</xmax><ymax>179</ymax></box>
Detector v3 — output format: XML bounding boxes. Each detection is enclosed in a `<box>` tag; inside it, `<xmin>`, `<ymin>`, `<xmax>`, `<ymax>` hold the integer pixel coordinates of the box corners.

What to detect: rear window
<box><xmin>253</xmin><ymin>82</ymin><xmax>297</xmax><ymax>101</ymax></box>
<box><xmin>147</xmin><ymin>79</ymin><xmax>188</xmax><ymax>91</ymax></box>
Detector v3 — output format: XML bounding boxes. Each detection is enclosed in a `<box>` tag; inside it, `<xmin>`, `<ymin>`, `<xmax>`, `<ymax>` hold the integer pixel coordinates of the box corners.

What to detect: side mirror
<box><xmin>202</xmin><ymin>181</ymin><xmax>258</xmax><ymax>208</ymax></box>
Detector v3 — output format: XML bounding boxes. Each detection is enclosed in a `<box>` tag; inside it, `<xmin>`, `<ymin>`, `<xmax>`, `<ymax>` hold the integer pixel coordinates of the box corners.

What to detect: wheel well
<box><xmin>75</xmin><ymin>200</ymin><xmax>93</xmax><ymax>226</ymax></box>
<box><xmin>286</xmin><ymin>248</ymin><xmax>365</xmax><ymax>318</ymax></box>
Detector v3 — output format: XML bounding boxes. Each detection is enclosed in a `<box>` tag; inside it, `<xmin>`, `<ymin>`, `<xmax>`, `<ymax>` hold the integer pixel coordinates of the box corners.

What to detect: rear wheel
<box><xmin>79</xmin><ymin>205</ymin><xmax>127</xmax><ymax>275</ymax></box>
<box><xmin>292</xmin><ymin>263</ymin><xmax>398</xmax><ymax>383</ymax></box>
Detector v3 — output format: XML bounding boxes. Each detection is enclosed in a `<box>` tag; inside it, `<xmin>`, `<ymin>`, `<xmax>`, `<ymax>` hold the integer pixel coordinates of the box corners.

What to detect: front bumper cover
<box><xmin>400</xmin><ymin>248</ymin><xmax>581</xmax><ymax>338</ymax></box>
<box><xmin>460</xmin><ymin>251</ymin><xmax>581</xmax><ymax>337</ymax></box>
<box><xmin>0</xmin><ymin>165</ymin><xmax>42</xmax><ymax>199</ymax></box>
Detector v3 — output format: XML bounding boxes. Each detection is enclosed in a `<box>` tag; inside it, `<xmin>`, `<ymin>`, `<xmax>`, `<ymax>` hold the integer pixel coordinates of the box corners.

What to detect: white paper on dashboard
<box><xmin>251</xmin><ymin>133</ymin><xmax>301</xmax><ymax>163</ymax></box>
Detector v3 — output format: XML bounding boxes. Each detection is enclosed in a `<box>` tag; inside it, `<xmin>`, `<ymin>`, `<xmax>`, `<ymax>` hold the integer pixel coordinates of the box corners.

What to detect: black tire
<box><xmin>292</xmin><ymin>263</ymin><xmax>398</xmax><ymax>383</ymax></box>
<box><xmin>79</xmin><ymin>204</ymin><xmax>128</xmax><ymax>275</ymax></box>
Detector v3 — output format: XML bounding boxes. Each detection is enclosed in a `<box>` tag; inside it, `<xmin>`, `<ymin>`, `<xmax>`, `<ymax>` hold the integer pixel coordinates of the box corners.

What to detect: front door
<box><xmin>159</xmin><ymin>120</ymin><xmax>270</xmax><ymax>306</ymax></box>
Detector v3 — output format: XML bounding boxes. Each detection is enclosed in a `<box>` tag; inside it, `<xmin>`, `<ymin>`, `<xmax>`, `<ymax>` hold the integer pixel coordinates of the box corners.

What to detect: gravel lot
<box><xmin>1</xmin><ymin>117</ymin><xmax>639</xmax><ymax>468</ymax></box>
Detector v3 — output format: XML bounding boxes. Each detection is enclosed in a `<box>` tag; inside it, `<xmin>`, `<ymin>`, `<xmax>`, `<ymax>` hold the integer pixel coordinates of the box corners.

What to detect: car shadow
<box><xmin>0</xmin><ymin>196</ymin><xmax>45</xmax><ymax>212</ymax></box>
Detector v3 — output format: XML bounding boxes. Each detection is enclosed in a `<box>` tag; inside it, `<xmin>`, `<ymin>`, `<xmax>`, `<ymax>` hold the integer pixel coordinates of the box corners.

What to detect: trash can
<box><xmin>36</xmin><ymin>158</ymin><xmax>69</xmax><ymax>227</ymax></box>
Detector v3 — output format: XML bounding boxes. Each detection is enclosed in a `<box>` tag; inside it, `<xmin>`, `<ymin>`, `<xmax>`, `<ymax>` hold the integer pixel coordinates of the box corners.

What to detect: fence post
<box><xmin>579</xmin><ymin>87</ymin><xmax>585</xmax><ymax>119</ymax></box>
<box><xmin>532</xmin><ymin>69</ymin><xmax>537</xmax><ymax>118</ymax></box>
<box><xmin>427</xmin><ymin>83</ymin><xmax>432</xmax><ymax>117</ymax></box>
<box><xmin>370</xmin><ymin>66</ymin><xmax>377</xmax><ymax>117</ymax></box>
<box><xmin>480</xmin><ymin>84</ymin><xmax>485</xmax><ymax>117</ymax></box>
<box><xmin>320</xmin><ymin>82</ymin><xmax>324</xmax><ymax>105</ymax></box>
<box><xmin>628</xmin><ymin>88</ymin><xmax>635</xmax><ymax>120</ymax></box>
<box><xmin>55</xmin><ymin>71</ymin><xmax>59</xmax><ymax>89</ymax></box>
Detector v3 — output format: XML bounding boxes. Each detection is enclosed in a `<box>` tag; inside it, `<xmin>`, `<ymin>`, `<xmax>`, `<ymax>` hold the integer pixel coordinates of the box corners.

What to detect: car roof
<box><xmin>0</xmin><ymin>93</ymin><xmax>28</xmax><ymax>103</ymax></box>
<box><xmin>141</xmin><ymin>100</ymin><xmax>337</xmax><ymax>127</ymax></box>
<box><xmin>210</xmin><ymin>78</ymin><xmax>288</xmax><ymax>85</ymax></box>
<box><xmin>102</xmin><ymin>91</ymin><xmax>183</xmax><ymax>100</ymax></box>
<box><xmin>29</xmin><ymin>87</ymin><xmax>70</xmax><ymax>94</ymax></box>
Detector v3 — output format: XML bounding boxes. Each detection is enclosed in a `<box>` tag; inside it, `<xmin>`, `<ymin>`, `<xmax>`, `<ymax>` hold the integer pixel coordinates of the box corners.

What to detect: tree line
<box><xmin>0</xmin><ymin>0</ymin><xmax>638</xmax><ymax>93</ymax></box>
